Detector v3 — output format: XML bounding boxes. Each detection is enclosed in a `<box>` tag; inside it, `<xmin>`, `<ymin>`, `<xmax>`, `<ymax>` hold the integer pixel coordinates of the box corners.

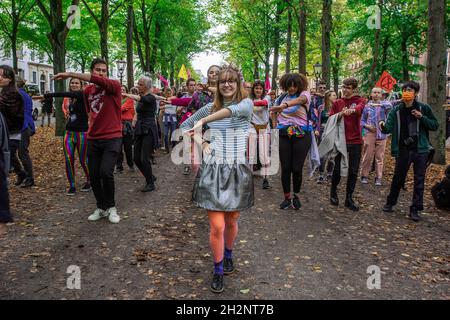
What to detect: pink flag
<box><xmin>158</xmin><ymin>74</ymin><xmax>169</xmax><ymax>87</ymax></box>
<box><xmin>265</xmin><ymin>75</ymin><xmax>271</xmax><ymax>91</ymax></box>
<box><xmin>187</xmin><ymin>69</ymin><xmax>191</xmax><ymax>79</ymax></box>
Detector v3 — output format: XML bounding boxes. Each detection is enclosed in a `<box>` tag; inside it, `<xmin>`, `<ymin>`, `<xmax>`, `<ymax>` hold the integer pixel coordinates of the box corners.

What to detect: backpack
<box><xmin>0</xmin><ymin>112</ymin><xmax>10</xmax><ymax>177</ymax></box>
<box><xmin>431</xmin><ymin>165</ymin><xmax>450</xmax><ymax>210</ymax></box>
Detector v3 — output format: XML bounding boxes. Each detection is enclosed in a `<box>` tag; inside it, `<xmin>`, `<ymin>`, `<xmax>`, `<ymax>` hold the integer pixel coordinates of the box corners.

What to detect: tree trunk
<box><xmin>297</xmin><ymin>0</ymin><xmax>307</xmax><ymax>74</ymax></box>
<box><xmin>271</xmin><ymin>2</ymin><xmax>282</xmax><ymax>91</ymax></box>
<box><xmin>286</xmin><ymin>7</ymin><xmax>292</xmax><ymax>74</ymax></box>
<box><xmin>100</xmin><ymin>0</ymin><xmax>109</xmax><ymax>65</ymax></box>
<box><xmin>400</xmin><ymin>35</ymin><xmax>410</xmax><ymax>81</ymax></box>
<box><xmin>253</xmin><ymin>57</ymin><xmax>260</xmax><ymax>80</ymax></box>
<box><xmin>333</xmin><ymin>44</ymin><xmax>341</xmax><ymax>94</ymax></box>
<box><xmin>426</xmin><ymin>0</ymin><xmax>447</xmax><ymax>164</ymax></box>
<box><xmin>149</xmin><ymin>20</ymin><xmax>160</xmax><ymax>74</ymax></box>
<box><xmin>369</xmin><ymin>0</ymin><xmax>383</xmax><ymax>85</ymax></box>
<box><xmin>36</xmin><ymin>0</ymin><xmax>80</xmax><ymax>136</ymax></box>
<box><xmin>126</xmin><ymin>0</ymin><xmax>134</xmax><ymax>88</ymax></box>
<box><xmin>381</xmin><ymin>34</ymin><xmax>389</xmax><ymax>72</ymax></box>
<box><xmin>11</xmin><ymin>33</ymin><xmax>18</xmax><ymax>74</ymax></box>
<box><xmin>321</xmin><ymin>0</ymin><xmax>332</xmax><ymax>88</ymax></box>
<box><xmin>169</xmin><ymin>60</ymin><xmax>174</xmax><ymax>87</ymax></box>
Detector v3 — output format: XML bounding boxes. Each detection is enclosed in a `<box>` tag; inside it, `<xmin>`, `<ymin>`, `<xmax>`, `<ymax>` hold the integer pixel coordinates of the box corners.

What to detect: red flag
<box><xmin>376</xmin><ymin>71</ymin><xmax>397</xmax><ymax>92</ymax></box>
<box><xmin>158</xmin><ymin>74</ymin><xmax>169</xmax><ymax>88</ymax></box>
<box><xmin>187</xmin><ymin>69</ymin><xmax>191</xmax><ymax>79</ymax></box>
<box><xmin>265</xmin><ymin>75</ymin><xmax>271</xmax><ymax>91</ymax></box>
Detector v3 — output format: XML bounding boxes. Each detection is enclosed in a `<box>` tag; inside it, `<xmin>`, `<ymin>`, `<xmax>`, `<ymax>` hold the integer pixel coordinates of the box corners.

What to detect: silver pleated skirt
<box><xmin>192</xmin><ymin>155</ymin><xmax>254</xmax><ymax>212</ymax></box>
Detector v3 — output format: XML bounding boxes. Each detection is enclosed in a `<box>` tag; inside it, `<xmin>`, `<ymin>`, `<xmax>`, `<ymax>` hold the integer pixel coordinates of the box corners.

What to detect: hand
<box><xmin>365</xmin><ymin>125</ymin><xmax>376</xmax><ymax>133</ymax></box>
<box><xmin>202</xmin><ymin>142</ymin><xmax>212</xmax><ymax>155</ymax></box>
<box><xmin>190</xmin><ymin>119</ymin><xmax>204</xmax><ymax>133</ymax></box>
<box><xmin>343</xmin><ymin>108</ymin><xmax>355</xmax><ymax>117</ymax></box>
<box><xmin>32</xmin><ymin>95</ymin><xmax>44</xmax><ymax>100</ymax></box>
<box><xmin>132</xmin><ymin>119</ymin><xmax>137</xmax><ymax>128</ymax></box>
<box><xmin>378</xmin><ymin>121</ymin><xmax>385</xmax><ymax>130</ymax></box>
<box><xmin>52</xmin><ymin>72</ymin><xmax>71</xmax><ymax>81</ymax></box>
<box><xmin>411</xmin><ymin>109</ymin><xmax>422</xmax><ymax>119</ymax></box>
<box><xmin>314</xmin><ymin>130</ymin><xmax>320</xmax><ymax>137</ymax></box>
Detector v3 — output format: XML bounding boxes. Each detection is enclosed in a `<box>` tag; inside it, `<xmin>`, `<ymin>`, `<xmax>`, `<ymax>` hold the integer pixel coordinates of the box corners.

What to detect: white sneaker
<box><xmin>375</xmin><ymin>178</ymin><xmax>382</xmax><ymax>186</ymax></box>
<box><xmin>88</xmin><ymin>208</ymin><xmax>108</xmax><ymax>221</ymax></box>
<box><xmin>361</xmin><ymin>177</ymin><xmax>369</xmax><ymax>184</ymax></box>
<box><xmin>107</xmin><ymin>207</ymin><xmax>120</xmax><ymax>224</ymax></box>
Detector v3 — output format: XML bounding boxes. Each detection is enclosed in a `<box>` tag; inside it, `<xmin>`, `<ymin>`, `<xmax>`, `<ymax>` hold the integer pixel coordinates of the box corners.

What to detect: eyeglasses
<box><xmin>219</xmin><ymin>80</ymin><xmax>237</xmax><ymax>86</ymax></box>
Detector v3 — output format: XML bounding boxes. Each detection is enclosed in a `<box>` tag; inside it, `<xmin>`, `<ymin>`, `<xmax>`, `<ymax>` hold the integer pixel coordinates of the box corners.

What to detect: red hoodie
<box><xmin>84</xmin><ymin>75</ymin><xmax>122</xmax><ymax>140</ymax></box>
<box><xmin>329</xmin><ymin>95</ymin><xmax>366</xmax><ymax>144</ymax></box>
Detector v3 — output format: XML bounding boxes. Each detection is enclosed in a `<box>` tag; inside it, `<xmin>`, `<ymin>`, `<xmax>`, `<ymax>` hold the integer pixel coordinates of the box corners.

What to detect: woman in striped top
<box><xmin>180</xmin><ymin>66</ymin><xmax>254</xmax><ymax>294</ymax></box>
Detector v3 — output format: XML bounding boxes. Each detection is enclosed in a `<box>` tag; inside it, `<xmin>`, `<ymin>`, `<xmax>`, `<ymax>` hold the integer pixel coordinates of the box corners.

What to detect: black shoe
<box><xmin>66</xmin><ymin>187</ymin><xmax>76</xmax><ymax>196</ymax></box>
<box><xmin>280</xmin><ymin>199</ymin><xmax>292</xmax><ymax>210</ymax></box>
<box><xmin>115</xmin><ymin>167</ymin><xmax>124</xmax><ymax>174</ymax></box>
<box><xmin>80</xmin><ymin>182</ymin><xmax>91</xmax><ymax>192</ymax></box>
<box><xmin>15</xmin><ymin>175</ymin><xmax>26</xmax><ymax>187</ymax></box>
<box><xmin>345</xmin><ymin>196</ymin><xmax>360</xmax><ymax>211</ymax></box>
<box><xmin>223</xmin><ymin>258</ymin><xmax>234</xmax><ymax>275</ymax></box>
<box><xmin>292</xmin><ymin>195</ymin><xmax>301</xmax><ymax>210</ymax></box>
<box><xmin>20</xmin><ymin>178</ymin><xmax>35</xmax><ymax>188</ymax></box>
<box><xmin>141</xmin><ymin>183</ymin><xmax>155</xmax><ymax>193</ymax></box>
<box><xmin>183</xmin><ymin>166</ymin><xmax>190</xmax><ymax>175</ymax></box>
<box><xmin>330</xmin><ymin>188</ymin><xmax>339</xmax><ymax>206</ymax></box>
<box><xmin>409</xmin><ymin>210</ymin><xmax>422</xmax><ymax>222</ymax></box>
<box><xmin>262</xmin><ymin>178</ymin><xmax>269</xmax><ymax>189</ymax></box>
<box><xmin>383</xmin><ymin>204</ymin><xmax>394</xmax><ymax>213</ymax></box>
<box><xmin>152</xmin><ymin>175</ymin><xmax>157</xmax><ymax>182</ymax></box>
<box><xmin>210</xmin><ymin>274</ymin><xmax>224</xmax><ymax>293</ymax></box>
<box><xmin>151</xmin><ymin>158</ymin><xmax>157</xmax><ymax>165</ymax></box>
<box><xmin>317</xmin><ymin>175</ymin><xmax>325</xmax><ymax>184</ymax></box>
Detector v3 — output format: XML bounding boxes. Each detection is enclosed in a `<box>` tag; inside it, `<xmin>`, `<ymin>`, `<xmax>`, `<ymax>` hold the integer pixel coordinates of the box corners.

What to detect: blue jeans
<box><xmin>164</xmin><ymin>121</ymin><xmax>177</xmax><ymax>149</ymax></box>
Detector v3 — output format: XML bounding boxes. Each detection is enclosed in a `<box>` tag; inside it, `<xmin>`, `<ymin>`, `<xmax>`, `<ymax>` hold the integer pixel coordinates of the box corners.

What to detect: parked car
<box><xmin>23</xmin><ymin>84</ymin><xmax>42</xmax><ymax>121</ymax></box>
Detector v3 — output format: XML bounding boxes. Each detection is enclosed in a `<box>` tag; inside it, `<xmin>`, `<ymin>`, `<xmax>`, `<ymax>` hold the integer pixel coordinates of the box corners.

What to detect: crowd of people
<box><xmin>0</xmin><ymin>58</ymin><xmax>442</xmax><ymax>293</ymax></box>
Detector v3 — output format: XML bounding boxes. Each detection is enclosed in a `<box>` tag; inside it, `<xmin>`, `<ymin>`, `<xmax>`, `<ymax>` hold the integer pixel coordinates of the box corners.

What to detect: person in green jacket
<box><xmin>379</xmin><ymin>81</ymin><xmax>439</xmax><ymax>222</ymax></box>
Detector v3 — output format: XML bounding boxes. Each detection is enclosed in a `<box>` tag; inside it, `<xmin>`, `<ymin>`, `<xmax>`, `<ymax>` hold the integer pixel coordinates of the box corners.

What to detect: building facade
<box><xmin>0</xmin><ymin>45</ymin><xmax>54</xmax><ymax>94</ymax></box>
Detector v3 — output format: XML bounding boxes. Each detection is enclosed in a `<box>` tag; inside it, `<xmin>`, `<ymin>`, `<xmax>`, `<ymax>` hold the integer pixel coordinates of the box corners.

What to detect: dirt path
<box><xmin>0</xmin><ymin>128</ymin><xmax>449</xmax><ymax>300</ymax></box>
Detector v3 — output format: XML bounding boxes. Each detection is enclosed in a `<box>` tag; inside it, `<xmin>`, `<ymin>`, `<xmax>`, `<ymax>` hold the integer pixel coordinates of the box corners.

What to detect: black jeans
<box><xmin>331</xmin><ymin>144</ymin><xmax>362</xmax><ymax>196</ymax></box>
<box><xmin>9</xmin><ymin>139</ymin><xmax>26</xmax><ymax>180</ymax></box>
<box><xmin>88</xmin><ymin>138</ymin><xmax>122</xmax><ymax>210</ymax></box>
<box><xmin>0</xmin><ymin>151</ymin><xmax>12</xmax><ymax>223</ymax></box>
<box><xmin>279</xmin><ymin>133</ymin><xmax>312</xmax><ymax>194</ymax></box>
<box><xmin>117</xmin><ymin>131</ymin><xmax>134</xmax><ymax>170</ymax></box>
<box><xmin>19</xmin><ymin>128</ymin><xmax>34</xmax><ymax>180</ymax></box>
<box><xmin>386</xmin><ymin>150</ymin><xmax>428</xmax><ymax>211</ymax></box>
<box><xmin>134</xmin><ymin>134</ymin><xmax>154</xmax><ymax>184</ymax></box>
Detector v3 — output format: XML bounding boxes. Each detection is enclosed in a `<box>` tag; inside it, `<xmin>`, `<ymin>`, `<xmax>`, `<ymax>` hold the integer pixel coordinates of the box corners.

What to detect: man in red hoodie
<box><xmin>53</xmin><ymin>58</ymin><xmax>123</xmax><ymax>224</ymax></box>
<box><xmin>328</xmin><ymin>77</ymin><xmax>366</xmax><ymax>211</ymax></box>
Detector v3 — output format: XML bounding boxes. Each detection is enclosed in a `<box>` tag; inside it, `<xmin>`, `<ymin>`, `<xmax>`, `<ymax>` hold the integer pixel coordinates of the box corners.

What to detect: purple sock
<box><xmin>224</xmin><ymin>248</ymin><xmax>233</xmax><ymax>259</ymax></box>
<box><xmin>214</xmin><ymin>260</ymin><xmax>224</xmax><ymax>275</ymax></box>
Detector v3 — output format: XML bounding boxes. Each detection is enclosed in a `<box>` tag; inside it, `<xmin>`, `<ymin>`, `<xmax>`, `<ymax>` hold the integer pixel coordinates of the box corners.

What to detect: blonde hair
<box><xmin>211</xmin><ymin>66</ymin><xmax>248</xmax><ymax>114</ymax></box>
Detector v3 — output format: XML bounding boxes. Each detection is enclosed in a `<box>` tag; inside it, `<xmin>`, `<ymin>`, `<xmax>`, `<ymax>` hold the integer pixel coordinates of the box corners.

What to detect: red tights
<box><xmin>208</xmin><ymin>211</ymin><xmax>240</xmax><ymax>263</ymax></box>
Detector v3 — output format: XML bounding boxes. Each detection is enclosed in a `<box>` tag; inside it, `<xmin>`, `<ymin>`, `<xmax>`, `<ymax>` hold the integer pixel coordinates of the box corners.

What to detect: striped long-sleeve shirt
<box><xmin>180</xmin><ymin>98</ymin><xmax>253</xmax><ymax>164</ymax></box>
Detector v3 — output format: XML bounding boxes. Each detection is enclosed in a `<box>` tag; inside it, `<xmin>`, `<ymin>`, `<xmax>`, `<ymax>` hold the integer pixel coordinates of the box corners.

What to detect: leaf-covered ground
<box><xmin>0</xmin><ymin>127</ymin><xmax>449</xmax><ymax>299</ymax></box>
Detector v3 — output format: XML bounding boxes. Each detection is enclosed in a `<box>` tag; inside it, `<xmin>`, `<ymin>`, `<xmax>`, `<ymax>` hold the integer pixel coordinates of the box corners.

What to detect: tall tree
<box><xmin>285</xmin><ymin>6</ymin><xmax>292</xmax><ymax>74</ymax></box>
<box><xmin>321</xmin><ymin>0</ymin><xmax>332</xmax><ymax>88</ymax></box>
<box><xmin>0</xmin><ymin>0</ymin><xmax>36</xmax><ymax>72</ymax></box>
<box><xmin>126</xmin><ymin>0</ymin><xmax>134</xmax><ymax>87</ymax></box>
<box><xmin>297</xmin><ymin>0</ymin><xmax>307</xmax><ymax>74</ymax></box>
<box><xmin>36</xmin><ymin>0</ymin><xmax>80</xmax><ymax>136</ymax></box>
<box><xmin>271</xmin><ymin>1</ymin><xmax>283</xmax><ymax>91</ymax></box>
<box><xmin>426</xmin><ymin>0</ymin><xmax>447</xmax><ymax>164</ymax></box>
<box><xmin>81</xmin><ymin>0</ymin><xmax>124</xmax><ymax>65</ymax></box>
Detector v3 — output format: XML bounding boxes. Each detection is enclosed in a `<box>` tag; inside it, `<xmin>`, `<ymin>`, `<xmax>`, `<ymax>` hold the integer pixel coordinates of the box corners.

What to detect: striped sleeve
<box><xmin>180</xmin><ymin>103</ymin><xmax>212</xmax><ymax>133</ymax></box>
<box><xmin>226</xmin><ymin>98</ymin><xmax>253</xmax><ymax>120</ymax></box>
